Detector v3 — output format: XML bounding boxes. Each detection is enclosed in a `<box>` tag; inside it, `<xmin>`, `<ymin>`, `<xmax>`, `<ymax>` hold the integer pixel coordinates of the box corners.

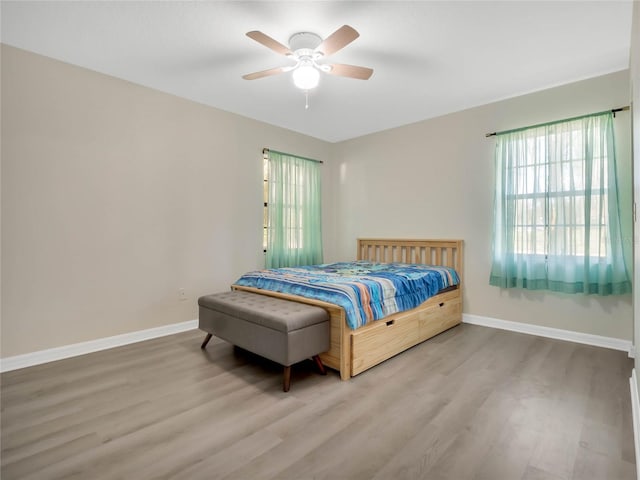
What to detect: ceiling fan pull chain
<box><xmin>305</xmin><ymin>91</ymin><xmax>310</xmax><ymax>110</ymax></box>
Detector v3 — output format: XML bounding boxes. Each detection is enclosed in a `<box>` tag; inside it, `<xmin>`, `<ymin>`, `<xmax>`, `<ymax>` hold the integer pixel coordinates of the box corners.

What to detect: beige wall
<box><xmin>332</xmin><ymin>70</ymin><xmax>633</xmax><ymax>341</ymax></box>
<box><xmin>1</xmin><ymin>44</ymin><xmax>634</xmax><ymax>359</ymax></box>
<box><xmin>1</xmin><ymin>45</ymin><xmax>335</xmax><ymax>357</ymax></box>
<box><xmin>631</xmin><ymin>2</ymin><xmax>640</xmax><ymax>380</ymax></box>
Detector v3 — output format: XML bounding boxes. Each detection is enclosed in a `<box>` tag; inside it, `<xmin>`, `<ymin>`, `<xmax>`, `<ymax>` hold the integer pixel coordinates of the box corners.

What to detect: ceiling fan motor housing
<box><xmin>288</xmin><ymin>32</ymin><xmax>323</xmax><ymax>58</ymax></box>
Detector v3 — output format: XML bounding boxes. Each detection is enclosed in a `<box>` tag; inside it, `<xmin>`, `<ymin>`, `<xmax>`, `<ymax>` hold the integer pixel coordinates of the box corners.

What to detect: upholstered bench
<box><xmin>198</xmin><ymin>290</ymin><xmax>330</xmax><ymax>392</ymax></box>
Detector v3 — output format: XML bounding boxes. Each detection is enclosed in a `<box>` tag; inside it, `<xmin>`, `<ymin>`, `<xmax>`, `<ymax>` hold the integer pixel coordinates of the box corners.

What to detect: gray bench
<box><xmin>198</xmin><ymin>290</ymin><xmax>330</xmax><ymax>392</ymax></box>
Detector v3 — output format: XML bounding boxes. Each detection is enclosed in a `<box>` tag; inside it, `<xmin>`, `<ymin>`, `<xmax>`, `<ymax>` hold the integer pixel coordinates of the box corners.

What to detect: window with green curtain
<box><xmin>264</xmin><ymin>149</ymin><xmax>323</xmax><ymax>268</ymax></box>
<box><xmin>489</xmin><ymin>111</ymin><xmax>631</xmax><ymax>295</ymax></box>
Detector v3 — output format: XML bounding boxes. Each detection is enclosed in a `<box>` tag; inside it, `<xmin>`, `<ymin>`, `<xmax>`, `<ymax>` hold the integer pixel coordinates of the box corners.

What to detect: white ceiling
<box><xmin>1</xmin><ymin>1</ymin><xmax>633</xmax><ymax>143</ymax></box>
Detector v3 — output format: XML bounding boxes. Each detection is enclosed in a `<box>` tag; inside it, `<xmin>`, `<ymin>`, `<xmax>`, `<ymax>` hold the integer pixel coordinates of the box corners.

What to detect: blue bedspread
<box><xmin>234</xmin><ymin>261</ymin><xmax>460</xmax><ymax>330</ymax></box>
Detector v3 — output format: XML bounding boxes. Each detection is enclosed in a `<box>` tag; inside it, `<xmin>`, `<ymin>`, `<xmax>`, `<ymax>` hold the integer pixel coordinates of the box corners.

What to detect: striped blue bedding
<box><xmin>234</xmin><ymin>261</ymin><xmax>460</xmax><ymax>330</ymax></box>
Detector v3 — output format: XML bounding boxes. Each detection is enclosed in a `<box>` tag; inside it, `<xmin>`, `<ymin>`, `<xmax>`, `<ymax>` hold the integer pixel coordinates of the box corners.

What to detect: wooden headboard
<box><xmin>357</xmin><ymin>238</ymin><xmax>463</xmax><ymax>276</ymax></box>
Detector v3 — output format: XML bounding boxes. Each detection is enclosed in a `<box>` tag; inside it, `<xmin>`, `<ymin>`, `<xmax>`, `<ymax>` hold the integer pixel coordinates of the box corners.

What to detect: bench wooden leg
<box><xmin>283</xmin><ymin>366</ymin><xmax>291</xmax><ymax>392</ymax></box>
<box><xmin>200</xmin><ymin>333</ymin><xmax>213</xmax><ymax>349</ymax></box>
<box><xmin>312</xmin><ymin>355</ymin><xmax>327</xmax><ymax>375</ymax></box>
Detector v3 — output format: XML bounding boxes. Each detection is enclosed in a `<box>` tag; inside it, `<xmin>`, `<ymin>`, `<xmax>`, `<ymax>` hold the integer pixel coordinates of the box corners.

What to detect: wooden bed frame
<box><xmin>233</xmin><ymin>238</ymin><xmax>463</xmax><ymax>380</ymax></box>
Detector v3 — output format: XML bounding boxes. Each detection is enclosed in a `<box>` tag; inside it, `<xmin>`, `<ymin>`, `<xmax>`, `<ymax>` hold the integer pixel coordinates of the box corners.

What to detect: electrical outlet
<box><xmin>178</xmin><ymin>288</ymin><xmax>187</xmax><ymax>301</ymax></box>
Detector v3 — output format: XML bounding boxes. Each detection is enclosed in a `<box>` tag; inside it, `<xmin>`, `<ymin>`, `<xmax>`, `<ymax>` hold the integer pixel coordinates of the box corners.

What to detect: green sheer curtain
<box><xmin>265</xmin><ymin>150</ymin><xmax>323</xmax><ymax>268</ymax></box>
<box><xmin>489</xmin><ymin>111</ymin><xmax>631</xmax><ymax>295</ymax></box>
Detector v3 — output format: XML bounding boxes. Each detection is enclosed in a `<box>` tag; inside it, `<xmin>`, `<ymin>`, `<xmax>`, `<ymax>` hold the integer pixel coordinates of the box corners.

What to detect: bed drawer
<box><xmin>417</xmin><ymin>295</ymin><xmax>462</xmax><ymax>342</ymax></box>
<box><xmin>351</xmin><ymin>311</ymin><xmax>419</xmax><ymax>375</ymax></box>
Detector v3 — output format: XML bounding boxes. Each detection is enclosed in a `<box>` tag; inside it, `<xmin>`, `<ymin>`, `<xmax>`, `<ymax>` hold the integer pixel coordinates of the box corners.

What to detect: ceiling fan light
<box><xmin>292</xmin><ymin>65</ymin><xmax>320</xmax><ymax>90</ymax></box>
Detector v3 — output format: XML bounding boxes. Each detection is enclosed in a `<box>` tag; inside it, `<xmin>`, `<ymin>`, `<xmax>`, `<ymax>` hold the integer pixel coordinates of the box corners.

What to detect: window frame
<box><xmin>504</xmin><ymin>125</ymin><xmax>610</xmax><ymax>259</ymax></box>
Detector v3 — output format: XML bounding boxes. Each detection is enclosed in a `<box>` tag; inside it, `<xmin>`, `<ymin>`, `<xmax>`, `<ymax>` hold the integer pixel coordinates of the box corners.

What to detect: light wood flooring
<box><xmin>1</xmin><ymin>323</ymin><xmax>635</xmax><ymax>480</ymax></box>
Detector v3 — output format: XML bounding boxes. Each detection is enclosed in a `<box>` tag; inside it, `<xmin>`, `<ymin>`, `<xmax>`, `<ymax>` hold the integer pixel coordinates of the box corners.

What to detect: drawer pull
<box><xmin>439</xmin><ymin>302</ymin><xmax>445</xmax><ymax>307</ymax></box>
<box><xmin>386</xmin><ymin>319</ymin><xmax>395</xmax><ymax>326</ymax></box>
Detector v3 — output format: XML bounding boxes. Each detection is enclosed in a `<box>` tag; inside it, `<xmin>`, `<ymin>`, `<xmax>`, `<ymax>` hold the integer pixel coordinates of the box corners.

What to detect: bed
<box><xmin>232</xmin><ymin>238</ymin><xmax>463</xmax><ymax>380</ymax></box>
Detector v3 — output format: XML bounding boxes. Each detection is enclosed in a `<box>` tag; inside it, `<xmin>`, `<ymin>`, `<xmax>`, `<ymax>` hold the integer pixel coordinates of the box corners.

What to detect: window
<box><xmin>263</xmin><ymin>149</ymin><xmax>323</xmax><ymax>268</ymax></box>
<box><xmin>263</xmin><ymin>153</ymin><xmax>268</xmax><ymax>252</ymax></box>
<box><xmin>489</xmin><ymin>112</ymin><xmax>631</xmax><ymax>295</ymax></box>
<box><xmin>510</xmin><ymin>127</ymin><xmax>608</xmax><ymax>257</ymax></box>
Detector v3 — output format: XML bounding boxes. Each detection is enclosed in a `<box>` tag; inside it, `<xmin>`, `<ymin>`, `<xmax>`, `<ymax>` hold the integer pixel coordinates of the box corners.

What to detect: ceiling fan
<box><xmin>242</xmin><ymin>25</ymin><xmax>374</xmax><ymax>91</ymax></box>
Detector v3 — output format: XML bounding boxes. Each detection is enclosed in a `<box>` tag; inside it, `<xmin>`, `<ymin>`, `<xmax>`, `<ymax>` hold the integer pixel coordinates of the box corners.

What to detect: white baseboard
<box><xmin>0</xmin><ymin>319</ymin><xmax>199</xmax><ymax>373</ymax></box>
<box><xmin>463</xmin><ymin>313</ymin><xmax>633</xmax><ymax>354</ymax></box>
<box><xmin>631</xmin><ymin>369</ymin><xmax>640</xmax><ymax>480</ymax></box>
<box><xmin>2</xmin><ymin>314</ymin><xmax>632</xmax><ymax>373</ymax></box>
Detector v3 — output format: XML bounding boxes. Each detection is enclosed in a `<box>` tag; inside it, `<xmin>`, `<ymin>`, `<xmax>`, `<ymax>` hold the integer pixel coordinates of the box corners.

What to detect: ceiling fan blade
<box><xmin>316</xmin><ymin>25</ymin><xmax>359</xmax><ymax>56</ymax></box>
<box><xmin>326</xmin><ymin>63</ymin><xmax>374</xmax><ymax>80</ymax></box>
<box><xmin>242</xmin><ymin>66</ymin><xmax>294</xmax><ymax>80</ymax></box>
<box><xmin>246</xmin><ymin>31</ymin><xmax>292</xmax><ymax>56</ymax></box>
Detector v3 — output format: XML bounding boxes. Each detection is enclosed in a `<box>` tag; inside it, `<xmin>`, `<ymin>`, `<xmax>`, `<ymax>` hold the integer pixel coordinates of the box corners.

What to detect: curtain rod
<box><xmin>485</xmin><ymin>105</ymin><xmax>630</xmax><ymax>138</ymax></box>
<box><xmin>262</xmin><ymin>147</ymin><xmax>324</xmax><ymax>164</ymax></box>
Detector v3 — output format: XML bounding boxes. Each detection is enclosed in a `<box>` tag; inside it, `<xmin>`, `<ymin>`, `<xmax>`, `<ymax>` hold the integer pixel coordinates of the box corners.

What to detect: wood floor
<box><xmin>1</xmin><ymin>324</ymin><xmax>635</xmax><ymax>480</ymax></box>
